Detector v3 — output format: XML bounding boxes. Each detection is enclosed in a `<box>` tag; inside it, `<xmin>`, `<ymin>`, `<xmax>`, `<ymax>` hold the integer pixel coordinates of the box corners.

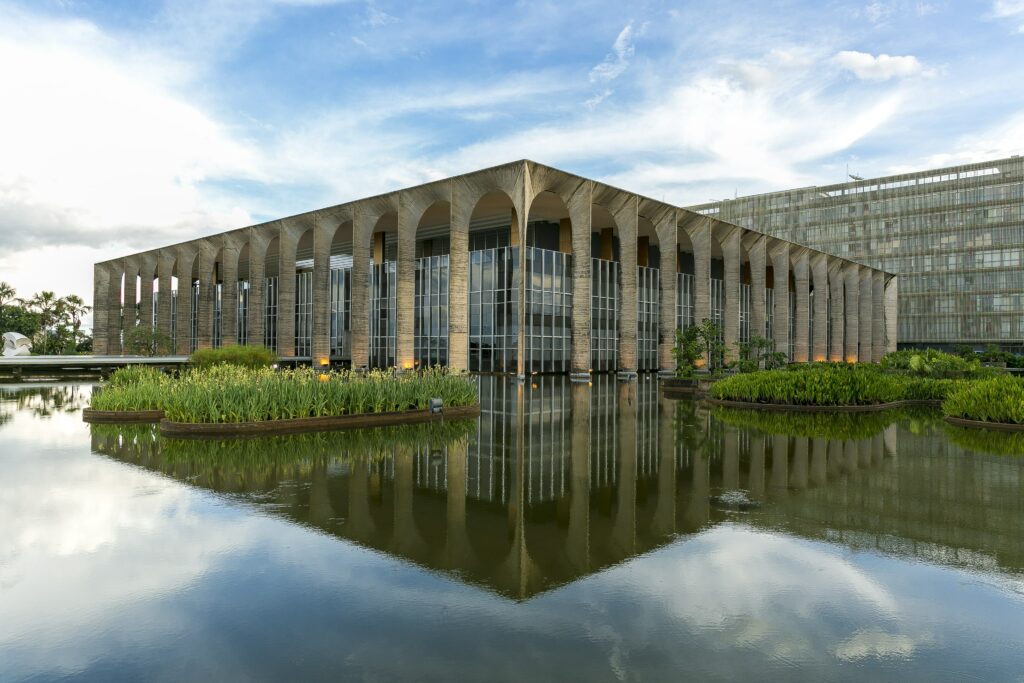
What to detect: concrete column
<box><xmin>396</xmin><ymin>201</ymin><xmax>416</xmax><ymax>371</ymax></box>
<box><xmin>246</xmin><ymin>228</ymin><xmax>269</xmax><ymax>350</ymax></box>
<box><xmin>350</xmin><ymin>210</ymin><xmax>372</xmax><ymax>369</ymax></box>
<box><xmin>123</xmin><ymin>257</ymin><xmax>138</xmax><ymax>344</ymax></box>
<box><xmin>92</xmin><ymin>264</ymin><xmax>110</xmax><ymax>356</ymax></box>
<box><xmin>449</xmin><ymin>187</ymin><xmax>469</xmax><ymax>372</ymax></box>
<box><xmin>139</xmin><ymin>255</ymin><xmax>155</xmax><ymax>332</ymax></box>
<box><xmin>689</xmin><ymin>220</ymin><xmax>711</xmax><ymax>333</ymax></box>
<box><xmin>884</xmin><ymin>277</ymin><xmax>898</xmax><ymax>354</ymax></box>
<box><xmin>790</xmin><ymin>437</ymin><xmax>808</xmax><ymax>490</ymax></box>
<box><xmin>175</xmin><ymin>247</ymin><xmax>196</xmax><ymax>356</ymax></box>
<box><xmin>844</xmin><ymin>263</ymin><xmax>860</xmax><ymax>362</ymax></box>
<box><xmin>656</xmin><ymin>215</ymin><xmax>677</xmax><ymax>373</ymax></box>
<box><xmin>746</xmin><ymin>234</ymin><xmax>766</xmax><ymax>340</ymax></box>
<box><xmin>859</xmin><ymin>265</ymin><xmax>873</xmax><ymax>363</ymax></box>
<box><xmin>653</xmin><ymin>395</ymin><xmax>676</xmax><ymax>538</ymax></box>
<box><xmin>770</xmin><ymin>435</ymin><xmax>789</xmax><ymax>493</ymax></box>
<box><xmin>568</xmin><ymin>382</ymin><xmax>591</xmax><ymax>573</ymax></box>
<box><xmin>107</xmin><ymin>261</ymin><xmax>123</xmax><ymax>354</ymax></box>
<box><xmin>793</xmin><ymin>249</ymin><xmax>810</xmax><ymax>363</ymax></box>
<box><xmin>723</xmin><ymin>430</ymin><xmax>740</xmax><ymax>490</ymax></box>
<box><xmin>811</xmin><ymin>438</ymin><xmax>828</xmax><ymax>487</ymax></box>
<box><xmin>611</xmin><ymin>381</ymin><xmax>637</xmax><ymax>559</ymax></box>
<box><xmin>720</xmin><ymin>227</ymin><xmax>740</xmax><ymax>364</ymax></box>
<box><xmin>569</xmin><ymin>184</ymin><xmax>592</xmax><ymax>379</ymax></box>
<box><xmin>195</xmin><ymin>241</ymin><xmax>217</xmax><ymax>351</ymax></box>
<box><xmin>811</xmin><ymin>254</ymin><xmax>828</xmax><ymax>361</ymax></box>
<box><xmin>747</xmin><ymin>433</ymin><xmax>765</xmax><ymax>500</ymax></box>
<box><xmin>445</xmin><ymin>438</ymin><xmax>470</xmax><ymax>569</ymax></box>
<box><xmin>221</xmin><ymin>236</ymin><xmax>239</xmax><ymax>347</ymax></box>
<box><xmin>872</xmin><ymin>270</ymin><xmax>885</xmax><ymax>361</ymax></box>
<box><xmin>769</xmin><ymin>240</ymin><xmax>790</xmax><ymax>356</ymax></box>
<box><xmin>311</xmin><ymin>218</ymin><xmax>332</xmax><ymax>363</ymax></box>
<box><xmin>828</xmin><ymin>258</ymin><xmax>845</xmax><ymax>361</ymax></box>
<box><xmin>157</xmin><ymin>252</ymin><xmax>174</xmax><ymax>347</ymax></box>
<box><xmin>617</xmin><ymin>199</ymin><xmax>638</xmax><ymax>375</ymax></box>
<box><xmin>277</xmin><ymin>223</ymin><xmax>300</xmax><ymax>358</ymax></box>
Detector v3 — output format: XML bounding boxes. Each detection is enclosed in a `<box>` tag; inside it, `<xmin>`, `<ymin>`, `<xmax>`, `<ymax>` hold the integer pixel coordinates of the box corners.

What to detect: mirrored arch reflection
<box><xmin>90</xmin><ymin>382</ymin><xmax>1024</xmax><ymax>599</ymax></box>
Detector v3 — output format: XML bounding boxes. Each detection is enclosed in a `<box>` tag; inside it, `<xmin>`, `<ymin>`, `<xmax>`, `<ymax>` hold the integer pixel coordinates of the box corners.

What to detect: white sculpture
<box><xmin>2</xmin><ymin>332</ymin><xmax>32</xmax><ymax>357</ymax></box>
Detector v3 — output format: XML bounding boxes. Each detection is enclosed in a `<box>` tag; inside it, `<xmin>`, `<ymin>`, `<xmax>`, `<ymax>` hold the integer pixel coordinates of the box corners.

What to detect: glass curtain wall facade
<box><xmin>263</xmin><ymin>276</ymin><xmax>278</xmax><ymax>352</ymax></box>
<box><xmin>370</xmin><ymin>262</ymin><xmax>396</xmax><ymax>369</ymax></box>
<box><xmin>689</xmin><ymin>156</ymin><xmax>1024</xmax><ymax>351</ymax></box>
<box><xmin>237</xmin><ymin>281</ymin><xmax>248</xmax><ymax>346</ymax></box>
<box><xmin>212</xmin><ymin>283</ymin><xmax>223</xmax><ymax>348</ymax></box>
<box><xmin>329</xmin><ymin>267</ymin><xmax>351</xmax><ymax>359</ymax></box>
<box><xmin>676</xmin><ymin>273</ymin><xmax>695</xmax><ymax>332</ymax></box>
<box><xmin>295</xmin><ymin>270</ymin><xmax>313</xmax><ymax>357</ymax></box>
<box><xmin>637</xmin><ymin>266</ymin><xmax>659</xmax><ymax>371</ymax></box>
<box><xmin>591</xmin><ymin>258</ymin><xmax>618</xmax><ymax>373</ymax></box>
<box><xmin>414</xmin><ymin>255</ymin><xmax>449</xmax><ymax>367</ymax></box>
<box><xmin>468</xmin><ymin>246</ymin><xmax>518</xmax><ymax>373</ymax></box>
<box><xmin>189</xmin><ymin>280</ymin><xmax>199</xmax><ymax>353</ymax></box>
<box><xmin>523</xmin><ymin>247</ymin><xmax>572</xmax><ymax>374</ymax></box>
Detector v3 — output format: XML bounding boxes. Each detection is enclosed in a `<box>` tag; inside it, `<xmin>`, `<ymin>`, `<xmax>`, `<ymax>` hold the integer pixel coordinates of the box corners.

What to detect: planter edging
<box><xmin>158</xmin><ymin>404</ymin><xmax>481</xmax><ymax>438</ymax></box>
<box><xmin>83</xmin><ymin>408</ymin><xmax>165</xmax><ymax>424</ymax></box>
<box><xmin>704</xmin><ymin>398</ymin><xmax>941</xmax><ymax>413</ymax></box>
<box><xmin>944</xmin><ymin>415</ymin><xmax>1024</xmax><ymax>432</ymax></box>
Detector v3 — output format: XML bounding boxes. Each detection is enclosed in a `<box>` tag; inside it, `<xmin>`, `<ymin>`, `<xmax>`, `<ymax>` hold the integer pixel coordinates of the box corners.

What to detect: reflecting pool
<box><xmin>3</xmin><ymin>378</ymin><xmax>1024</xmax><ymax>681</ymax></box>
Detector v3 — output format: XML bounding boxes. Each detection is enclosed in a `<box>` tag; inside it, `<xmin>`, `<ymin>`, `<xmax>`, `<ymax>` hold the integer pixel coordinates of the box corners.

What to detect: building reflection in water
<box><xmin>89</xmin><ymin>376</ymin><xmax>1024</xmax><ymax>599</ymax></box>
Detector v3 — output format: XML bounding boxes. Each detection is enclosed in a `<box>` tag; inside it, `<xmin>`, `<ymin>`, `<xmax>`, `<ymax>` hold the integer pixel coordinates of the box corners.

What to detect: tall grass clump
<box><xmin>90</xmin><ymin>366</ymin><xmax>172</xmax><ymax>411</ymax></box>
<box><xmin>161</xmin><ymin>366</ymin><xmax>478</xmax><ymax>424</ymax></box>
<box><xmin>189</xmin><ymin>345</ymin><xmax>277</xmax><ymax>369</ymax></box>
<box><xmin>710</xmin><ymin>364</ymin><xmax>905</xmax><ymax>406</ymax></box>
<box><xmin>942</xmin><ymin>375</ymin><xmax>1024</xmax><ymax>425</ymax></box>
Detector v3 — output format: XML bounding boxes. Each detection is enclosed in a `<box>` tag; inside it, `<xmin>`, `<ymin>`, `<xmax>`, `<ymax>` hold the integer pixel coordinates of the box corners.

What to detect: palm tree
<box><xmin>62</xmin><ymin>295</ymin><xmax>89</xmax><ymax>334</ymax></box>
<box><xmin>0</xmin><ymin>281</ymin><xmax>14</xmax><ymax>308</ymax></box>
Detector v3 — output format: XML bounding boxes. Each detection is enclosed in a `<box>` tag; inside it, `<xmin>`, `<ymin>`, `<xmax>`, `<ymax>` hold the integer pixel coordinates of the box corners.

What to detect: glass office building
<box><xmin>689</xmin><ymin>156</ymin><xmax>1024</xmax><ymax>352</ymax></box>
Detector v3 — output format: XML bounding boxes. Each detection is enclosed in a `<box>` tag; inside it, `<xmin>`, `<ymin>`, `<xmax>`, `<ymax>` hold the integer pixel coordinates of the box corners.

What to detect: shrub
<box><xmin>189</xmin><ymin>345</ymin><xmax>277</xmax><ymax>369</ymax></box>
<box><xmin>672</xmin><ymin>326</ymin><xmax>702</xmax><ymax>378</ymax></box>
<box><xmin>711</xmin><ymin>406</ymin><xmax>899</xmax><ymax>441</ymax></box>
<box><xmin>710</xmin><ymin>364</ymin><xmax>905</xmax><ymax>406</ymax></box>
<box><xmin>880</xmin><ymin>348</ymin><xmax>983</xmax><ymax>378</ymax></box>
<box><xmin>123</xmin><ymin>326</ymin><xmax>173</xmax><ymax>356</ymax></box>
<box><xmin>942</xmin><ymin>375</ymin><xmax>1024</xmax><ymax>425</ymax></box>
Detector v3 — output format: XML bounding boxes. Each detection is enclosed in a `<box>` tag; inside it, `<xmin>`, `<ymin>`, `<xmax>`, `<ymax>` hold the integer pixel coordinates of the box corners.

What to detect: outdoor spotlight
<box><xmin>429</xmin><ymin>397</ymin><xmax>443</xmax><ymax>414</ymax></box>
<box><xmin>319</xmin><ymin>357</ymin><xmax>329</xmax><ymax>366</ymax></box>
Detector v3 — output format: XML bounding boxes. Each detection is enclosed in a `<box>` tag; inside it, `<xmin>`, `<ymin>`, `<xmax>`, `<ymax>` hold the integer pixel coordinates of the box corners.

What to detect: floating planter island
<box><xmin>85</xmin><ymin>359</ymin><xmax>481</xmax><ymax>439</ymax></box>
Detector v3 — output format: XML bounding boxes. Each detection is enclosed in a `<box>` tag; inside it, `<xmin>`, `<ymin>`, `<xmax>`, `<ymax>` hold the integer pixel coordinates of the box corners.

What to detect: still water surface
<box><xmin>2</xmin><ymin>378</ymin><xmax>1024</xmax><ymax>681</ymax></box>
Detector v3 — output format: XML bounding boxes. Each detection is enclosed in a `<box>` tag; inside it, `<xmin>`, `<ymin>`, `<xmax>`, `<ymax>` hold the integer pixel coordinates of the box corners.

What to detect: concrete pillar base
<box><xmin>570</xmin><ymin>372</ymin><xmax>592</xmax><ymax>383</ymax></box>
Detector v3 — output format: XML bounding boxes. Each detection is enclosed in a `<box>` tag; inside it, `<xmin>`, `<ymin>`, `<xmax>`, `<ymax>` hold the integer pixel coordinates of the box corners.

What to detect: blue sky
<box><xmin>1</xmin><ymin>0</ymin><xmax>1023</xmax><ymax>309</ymax></box>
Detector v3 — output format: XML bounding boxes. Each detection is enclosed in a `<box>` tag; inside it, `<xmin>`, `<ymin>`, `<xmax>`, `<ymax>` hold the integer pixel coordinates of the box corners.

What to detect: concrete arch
<box><xmin>526</xmin><ymin>190</ymin><xmax>577</xmax><ymax>374</ymax></box>
<box><xmin>412</xmin><ymin>198</ymin><xmax>453</xmax><ymax>368</ymax></box>
<box><xmin>463</xmin><ymin>188</ymin><xmax>519</xmax><ymax>373</ymax></box>
<box><xmin>219</xmin><ymin>231</ymin><xmax>246</xmax><ymax>348</ymax></box>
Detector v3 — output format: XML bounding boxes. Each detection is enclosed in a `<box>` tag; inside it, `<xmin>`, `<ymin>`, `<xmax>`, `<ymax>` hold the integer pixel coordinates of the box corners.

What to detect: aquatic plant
<box><xmin>711</xmin><ymin>363</ymin><xmax>972</xmax><ymax>407</ymax></box>
<box><xmin>942</xmin><ymin>424</ymin><xmax>1024</xmax><ymax>456</ymax></box>
<box><xmin>880</xmin><ymin>348</ymin><xmax>989</xmax><ymax>379</ymax></box>
<box><xmin>88</xmin><ymin>364</ymin><xmax>478</xmax><ymax>422</ymax></box>
<box><xmin>189</xmin><ymin>345</ymin><xmax>277</xmax><ymax>369</ymax></box>
<box><xmin>711</xmin><ymin>406</ymin><xmax>900</xmax><ymax>441</ymax></box>
<box><xmin>942</xmin><ymin>375</ymin><xmax>1024</xmax><ymax>425</ymax></box>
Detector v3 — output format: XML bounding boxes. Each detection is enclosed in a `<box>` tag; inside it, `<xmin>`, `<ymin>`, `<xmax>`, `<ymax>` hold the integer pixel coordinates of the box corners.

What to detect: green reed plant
<box><xmin>189</xmin><ymin>345</ymin><xmax>277</xmax><ymax>369</ymax></box>
<box><xmin>90</xmin><ymin>366</ymin><xmax>172</xmax><ymax>411</ymax></box>
<box><xmin>710</xmin><ymin>364</ymin><xmax>906</xmax><ymax>406</ymax></box>
<box><xmin>942</xmin><ymin>375</ymin><xmax>1024</xmax><ymax>425</ymax></box>
<box><xmin>159</xmin><ymin>365</ymin><xmax>479</xmax><ymax>424</ymax></box>
<box><xmin>711</xmin><ymin>406</ymin><xmax>900</xmax><ymax>441</ymax></box>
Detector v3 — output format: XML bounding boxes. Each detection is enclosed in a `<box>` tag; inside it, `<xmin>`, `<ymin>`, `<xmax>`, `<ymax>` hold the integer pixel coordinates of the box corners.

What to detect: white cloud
<box><xmin>0</xmin><ymin>9</ymin><xmax>260</xmax><ymax>262</ymax></box>
<box><xmin>589</xmin><ymin>22</ymin><xmax>638</xmax><ymax>84</ymax></box>
<box><xmin>865</xmin><ymin>2</ymin><xmax>893</xmax><ymax>24</ymax></box>
<box><xmin>991</xmin><ymin>0</ymin><xmax>1024</xmax><ymax>32</ymax></box>
<box><xmin>833</xmin><ymin>50</ymin><xmax>924</xmax><ymax>80</ymax></box>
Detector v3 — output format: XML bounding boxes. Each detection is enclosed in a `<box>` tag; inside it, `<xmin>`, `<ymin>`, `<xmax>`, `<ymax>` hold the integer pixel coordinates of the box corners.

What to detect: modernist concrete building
<box><xmin>689</xmin><ymin>156</ymin><xmax>1024</xmax><ymax>352</ymax></box>
<box><xmin>93</xmin><ymin>160</ymin><xmax>896</xmax><ymax>376</ymax></box>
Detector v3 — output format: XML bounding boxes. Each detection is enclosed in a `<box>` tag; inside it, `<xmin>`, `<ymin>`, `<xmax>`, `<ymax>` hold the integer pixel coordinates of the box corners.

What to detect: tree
<box><xmin>695</xmin><ymin>318</ymin><xmax>725</xmax><ymax>373</ymax></box>
<box><xmin>123</xmin><ymin>326</ymin><xmax>172</xmax><ymax>357</ymax></box>
<box><xmin>672</xmin><ymin>326</ymin><xmax>703</xmax><ymax>378</ymax></box>
<box><xmin>0</xmin><ymin>281</ymin><xmax>14</xmax><ymax>308</ymax></box>
<box><xmin>735</xmin><ymin>334</ymin><xmax>772</xmax><ymax>373</ymax></box>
